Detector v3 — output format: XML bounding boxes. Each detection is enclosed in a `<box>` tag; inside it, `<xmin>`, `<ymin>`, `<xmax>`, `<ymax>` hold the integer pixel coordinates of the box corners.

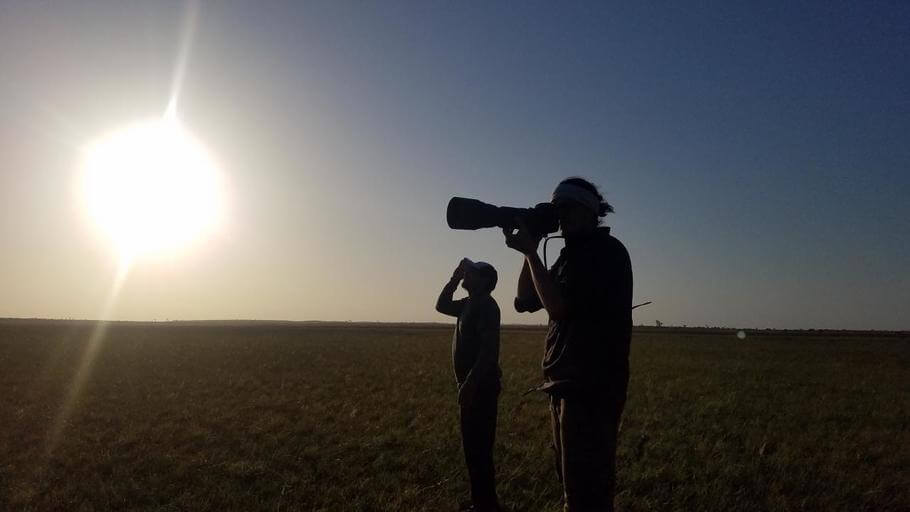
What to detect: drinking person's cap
<box><xmin>462</xmin><ymin>258</ymin><xmax>498</xmax><ymax>288</ymax></box>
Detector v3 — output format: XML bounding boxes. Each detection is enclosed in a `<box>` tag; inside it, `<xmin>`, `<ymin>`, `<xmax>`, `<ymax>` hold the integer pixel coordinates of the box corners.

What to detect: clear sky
<box><xmin>1</xmin><ymin>1</ymin><xmax>907</xmax><ymax>329</ymax></box>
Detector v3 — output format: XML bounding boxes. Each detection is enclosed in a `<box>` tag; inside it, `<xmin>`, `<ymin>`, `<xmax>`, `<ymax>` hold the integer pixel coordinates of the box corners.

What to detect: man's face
<box><xmin>555</xmin><ymin>200</ymin><xmax>596</xmax><ymax>235</ymax></box>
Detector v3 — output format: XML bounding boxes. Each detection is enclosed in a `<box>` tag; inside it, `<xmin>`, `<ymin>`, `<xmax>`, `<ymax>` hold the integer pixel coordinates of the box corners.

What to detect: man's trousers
<box><xmin>550</xmin><ymin>392</ymin><xmax>625</xmax><ymax>512</ymax></box>
<box><xmin>460</xmin><ymin>385</ymin><xmax>500</xmax><ymax>509</ymax></box>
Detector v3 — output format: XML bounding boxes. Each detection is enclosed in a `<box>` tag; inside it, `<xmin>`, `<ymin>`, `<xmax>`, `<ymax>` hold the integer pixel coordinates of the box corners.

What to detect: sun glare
<box><xmin>81</xmin><ymin>115</ymin><xmax>224</xmax><ymax>257</ymax></box>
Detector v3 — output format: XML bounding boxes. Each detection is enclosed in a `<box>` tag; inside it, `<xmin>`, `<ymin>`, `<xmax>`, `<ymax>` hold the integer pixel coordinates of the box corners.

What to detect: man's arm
<box><xmin>435</xmin><ymin>263</ymin><xmax>465</xmax><ymax>317</ymax></box>
<box><xmin>523</xmin><ymin>250</ymin><xmax>568</xmax><ymax>321</ymax></box>
<box><xmin>504</xmin><ymin>220</ymin><xmax>567</xmax><ymax>321</ymax></box>
<box><xmin>514</xmin><ymin>258</ymin><xmax>543</xmax><ymax>313</ymax></box>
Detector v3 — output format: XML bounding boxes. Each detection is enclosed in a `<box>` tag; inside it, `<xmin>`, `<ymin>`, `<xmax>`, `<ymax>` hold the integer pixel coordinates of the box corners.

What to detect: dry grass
<box><xmin>0</xmin><ymin>320</ymin><xmax>907</xmax><ymax>511</ymax></box>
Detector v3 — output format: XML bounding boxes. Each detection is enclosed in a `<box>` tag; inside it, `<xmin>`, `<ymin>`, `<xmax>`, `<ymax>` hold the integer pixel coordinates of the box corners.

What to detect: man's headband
<box><xmin>552</xmin><ymin>183</ymin><xmax>601</xmax><ymax>215</ymax></box>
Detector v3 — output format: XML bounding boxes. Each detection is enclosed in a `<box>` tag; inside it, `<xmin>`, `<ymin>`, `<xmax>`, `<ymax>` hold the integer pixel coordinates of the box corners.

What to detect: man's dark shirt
<box><xmin>446</xmin><ymin>294</ymin><xmax>502</xmax><ymax>387</ymax></box>
<box><xmin>516</xmin><ymin>227</ymin><xmax>632</xmax><ymax>397</ymax></box>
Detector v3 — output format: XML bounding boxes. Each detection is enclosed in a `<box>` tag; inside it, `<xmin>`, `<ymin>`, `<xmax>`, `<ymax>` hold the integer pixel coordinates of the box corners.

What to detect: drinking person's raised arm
<box><xmin>436</xmin><ymin>260</ymin><xmax>466</xmax><ymax>317</ymax></box>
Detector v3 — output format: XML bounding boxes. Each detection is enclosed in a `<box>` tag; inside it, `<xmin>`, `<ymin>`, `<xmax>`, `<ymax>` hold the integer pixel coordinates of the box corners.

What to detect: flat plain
<box><xmin>1</xmin><ymin>319</ymin><xmax>907</xmax><ymax>511</ymax></box>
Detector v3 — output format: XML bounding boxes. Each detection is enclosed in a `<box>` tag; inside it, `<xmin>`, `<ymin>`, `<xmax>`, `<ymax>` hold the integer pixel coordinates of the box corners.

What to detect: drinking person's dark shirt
<box><xmin>448</xmin><ymin>294</ymin><xmax>502</xmax><ymax>387</ymax></box>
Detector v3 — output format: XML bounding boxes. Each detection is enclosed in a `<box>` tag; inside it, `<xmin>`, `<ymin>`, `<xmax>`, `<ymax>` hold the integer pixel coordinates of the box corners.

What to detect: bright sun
<box><xmin>81</xmin><ymin>115</ymin><xmax>225</xmax><ymax>257</ymax></box>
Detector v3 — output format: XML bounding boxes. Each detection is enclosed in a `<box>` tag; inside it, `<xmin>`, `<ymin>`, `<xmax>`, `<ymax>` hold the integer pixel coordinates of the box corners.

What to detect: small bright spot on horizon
<box><xmin>737</xmin><ymin>330</ymin><xmax>747</xmax><ymax>340</ymax></box>
<box><xmin>80</xmin><ymin>115</ymin><xmax>225</xmax><ymax>258</ymax></box>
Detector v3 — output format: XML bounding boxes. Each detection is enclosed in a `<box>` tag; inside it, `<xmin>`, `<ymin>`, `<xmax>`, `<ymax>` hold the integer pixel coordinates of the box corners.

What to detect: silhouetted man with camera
<box><xmin>504</xmin><ymin>178</ymin><xmax>632</xmax><ymax>512</ymax></box>
<box><xmin>436</xmin><ymin>258</ymin><xmax>502</xmax><ymax>512</ymax></box>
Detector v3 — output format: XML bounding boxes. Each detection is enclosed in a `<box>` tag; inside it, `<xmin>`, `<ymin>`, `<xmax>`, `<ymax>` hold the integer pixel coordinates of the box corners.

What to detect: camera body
<box><xmin>446</xmin><ymin>197</ymin><xmax>559</xmax><ymax>239</ymax></box>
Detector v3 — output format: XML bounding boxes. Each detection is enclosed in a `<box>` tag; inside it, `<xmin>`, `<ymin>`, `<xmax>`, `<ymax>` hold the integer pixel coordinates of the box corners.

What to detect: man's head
<box><xmin>460</xmin><ymin>259</ymin><xmax>498</xmax><ymax>296</ymax></box>
<box><xmin>551</xmin><ymin>177</ymin><xmax>613</xmax><ymax>236</ymax></box>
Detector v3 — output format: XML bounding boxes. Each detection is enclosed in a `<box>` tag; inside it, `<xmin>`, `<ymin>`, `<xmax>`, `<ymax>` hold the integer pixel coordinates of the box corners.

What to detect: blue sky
<box><xmin>1</xmin><ymin>1</ymin><xmax>907</xmax><ymax>329</ymax></box>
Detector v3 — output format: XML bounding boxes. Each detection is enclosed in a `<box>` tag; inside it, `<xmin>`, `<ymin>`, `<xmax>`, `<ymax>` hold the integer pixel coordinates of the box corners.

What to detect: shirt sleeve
<box><xmin>514</xmin><ymin>257</ymin><xmax>561</xmax><ymax>313</ymax></box>
<box><xmin>514</xmin><ymin>294</ymin><xmax>542</xmax><ymax>313</ymax></box>
<box><xmin>438</xmin><ymin>298</ymin><xmax>467</xmax><ymax>317</ymax></box>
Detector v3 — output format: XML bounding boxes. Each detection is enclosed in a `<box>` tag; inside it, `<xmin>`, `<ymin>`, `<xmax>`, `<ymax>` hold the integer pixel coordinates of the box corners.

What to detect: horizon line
<box><xmin>1</xmin><ymin>317</ymin><xmax>907</xmax><ymax>335</ymax></box>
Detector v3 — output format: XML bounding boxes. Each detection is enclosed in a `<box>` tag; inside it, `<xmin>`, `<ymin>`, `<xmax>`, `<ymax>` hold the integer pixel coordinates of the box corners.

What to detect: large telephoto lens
<box><xmin>446</xmin><ymin>197</ymin><xmax>558</xmax><ymax>237</ymax></box>
<box><xmin>446</xmin><ymin>197</ymin><xmax>503</xmax><ymax>230</ymax></box>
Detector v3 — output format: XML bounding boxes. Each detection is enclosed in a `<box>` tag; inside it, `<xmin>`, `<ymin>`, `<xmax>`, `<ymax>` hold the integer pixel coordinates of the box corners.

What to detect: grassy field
<box><xmin>1</xmin><ymin>320</ymin><xmax>907</xmax><ymax>511</ymax></box>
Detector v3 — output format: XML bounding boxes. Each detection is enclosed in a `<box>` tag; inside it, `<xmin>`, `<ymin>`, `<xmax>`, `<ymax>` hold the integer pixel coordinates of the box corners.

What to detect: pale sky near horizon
<box><xmin>1</xmin><ymin>1</ymin><xmax>908</xmax><ymax>330</ymax></box>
